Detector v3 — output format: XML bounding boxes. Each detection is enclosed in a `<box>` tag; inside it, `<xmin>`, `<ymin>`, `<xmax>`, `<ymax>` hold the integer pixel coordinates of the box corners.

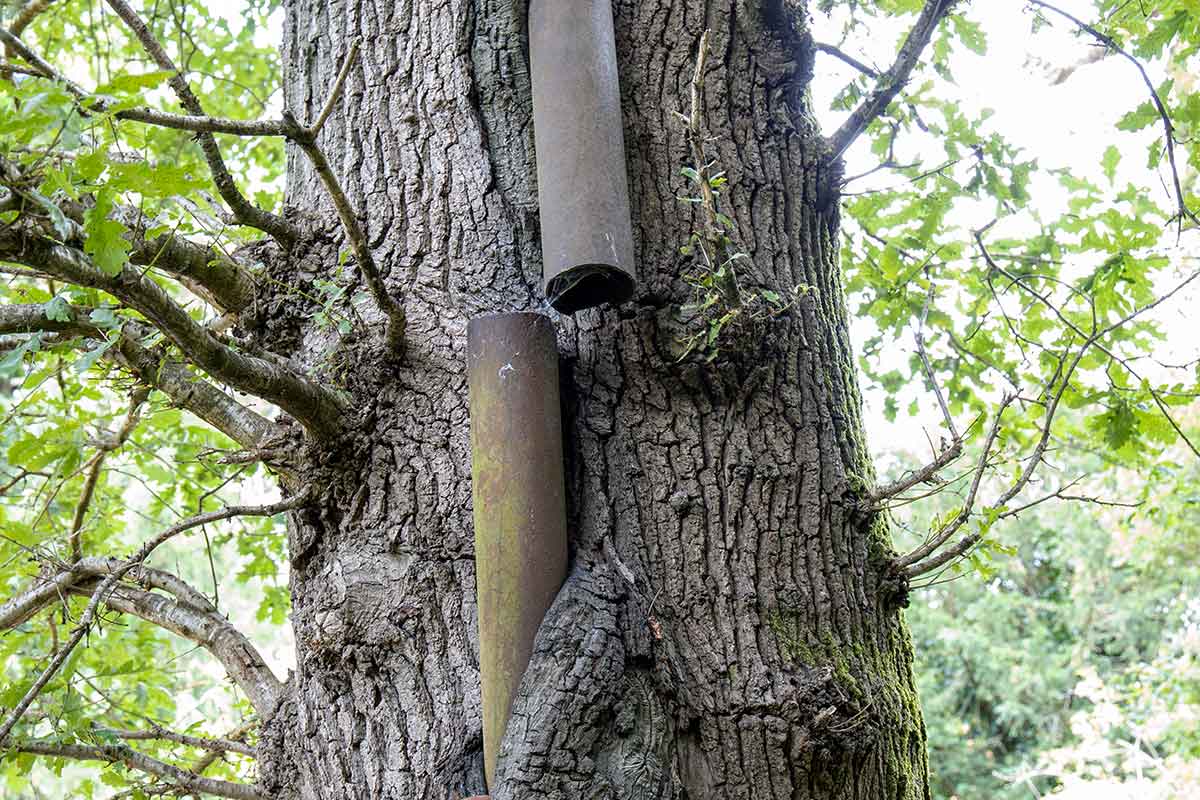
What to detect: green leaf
<box><xmin>92</xmin><ymin>70</ymin><xmax>173</xmax><ymax>97</ymax></box>
<box><xmin>0</xmin><ymin>333</ymin><xmax>43</xmax><ymax>371</ymax></box>
<box><xmin>1101</xmin><ymin>145</ymin><xmax>1121</xmax><ymax>184</ymax></box>
<box><xmin>43</xmin><ymin>295</ymin><xmax>72</xmax><ymax>323</ymax></box>
<box><xmin>88</xmin><ymin>307</ymin><xmax>119</xmax><ymax>329</ymax></box>
<box><xmin>73</xmin><ymin>338</ymin><xmax>116</xmax><ymax>373</ymax></box>
<box><xmin>28</xmin><ymin>191</ymin><xmax>74</xmax><ymax>239</ymax></box>
<box><xmin>83</xmin><ymin>187</ymin><xmax>131</xmax><ymax>276</ymax></box>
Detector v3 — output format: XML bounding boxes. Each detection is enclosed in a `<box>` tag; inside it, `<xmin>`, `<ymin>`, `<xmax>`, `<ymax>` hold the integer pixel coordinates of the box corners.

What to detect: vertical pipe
<box><xmin>467</xmin><ymin>312</ymin><xmax>569</xmax><ymax>789</ymax></box>
<box><xmin>529</xmin><ymin>0</ymin><xmax>636</xmax><ymax>314</ymax></box>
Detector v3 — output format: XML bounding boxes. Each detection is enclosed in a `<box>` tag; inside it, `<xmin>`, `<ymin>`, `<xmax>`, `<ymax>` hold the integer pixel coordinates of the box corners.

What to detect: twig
<box><xmin>895</xmin><ymin>393</ymin><xmax>1016</xmax><ymax>571</ymax></box>
<box><xmin>67</xmin><ymin>386</ymin><xmax>150</xmax><ymax>562</ymax></box>
<box><xmin>813</xmin><ymin>41</ymin><xmax>879</xmax><ymax>78</ymax></box>
<box><xmin>190</xmin><ymin>718</ymin><xmax>257</xmax><ymax>776</ymax></box>
<box><xmin>868</xmin><ymin>280</ymin><xmax>968</xmax><ymax>504</ymax></box>
<box><xmin>93</xmin><ymin>724</ymin><xmax>256</xmax><ymax>757</ymax></box>
<box><xmin>916</xmin><ymin>281</ymin><xmax>959</xmax><ymax>440</ymax></box>
<box><xmin>309</xmin><ymin>41</ymin><xmax>359</xmax><ymax>137</ymax></box>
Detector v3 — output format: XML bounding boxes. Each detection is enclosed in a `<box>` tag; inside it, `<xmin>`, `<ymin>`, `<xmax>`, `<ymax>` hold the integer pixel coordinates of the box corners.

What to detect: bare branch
<box><xmin>1026</xmin><ymin>0</ymin><xmax>1199</xmax><ymax>231</ymax></box>
<box><xmin>827</xmin><ymin>0</ymin><xmax>958</xmax><ymax>161</ymax></box>
<box><xmin>895</xmin><ymin>393</ymin><xmax>1017</xmax><ymax>571</ymax></box>
<box><xmin>813</xmin><ymin>41</ymin><xmax>879</xmax><ymax>78</ymax></box>
<box><xmin>869</xmin><ymin>282</ymin><xmax>967</xmax><ymax>504</ymax></box>
<box><xmin>309</xmin><ymin>40</ymin><xmax>360</xmax><ymax>138</ymax></box>
<box><xmin>1</xmin><ymin>557</ymin><xmax>215</xmax><ymax>634</ymax></box>
<box><xmin>118</xmin><ymin>208</ymin><xmax>258</xmax><ymax>313</ymax></box>
<box><xmin>99</xmin><ymin>0</ymin><xmax>298</xmax><ymax>245</ymax></box>
<box><xmin>0</xmin><ymin>490</ymin><xmax>308</xmax><ymax>740</ymax></box>
<box><xmin>0</xmin><ymin>568</ymin><xmax>77</xmax><ymax>629</ymax></box>
<box><xmin>191</xmin><ymin>719</ymin><xmax>257</xmax><ymax>776</ymax></box>
<box><xmin>289</xmin><ymin>42</ymin><xmax>406</xmax><ymax>353</ymax></box>
<box><xmin>994</xmin><ymin>478</ymin><xmax>1142</xmax><ymax>521</ymax></box>
<box><xmin>72</xmin><ymin>581</ymin><xmax>283</xmax><ymax>713</ymax></box>
<box><xmin>869</xmin><ymin>437</ymin><xmax>963</xmax><ymax>505</ymax></box>
<box><xmin>915</xmin><ymin>283</ymin><xmax>959</xmax><ymax>440</ymax></box>
<box><xmin>0</xmin><ymin>741</ymin><xmax>262</xmax><ymax>800</ymax></box>
<box><xmin>8</xmin><ymin>0</ymin><xmax>56</xmax><ymax>37</ymax></box>
<box><xmin>93</xmin><ymin>724</ymin><xmax>255</xmax><ymax>757</ymax></box>
<box><xmin>75</xmin><ymin>556</ymin><xmax>217</xmax><ymax>613</ymax></box>
<box><xmin>0</xmin><ymin>229</ymin><xmax>345</xmax><ymax>439</ymax></box>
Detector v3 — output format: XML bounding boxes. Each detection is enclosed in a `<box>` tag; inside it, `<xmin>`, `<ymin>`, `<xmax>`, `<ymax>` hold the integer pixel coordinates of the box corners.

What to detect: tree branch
<box><xmin>0</xmin><ymin>229</ymin><xmax>345</xmax><ymax>439</ymax></box>
<box><xmin>288</xmin><ymin>42</ymin><xmax>406</xmax><ymax>353</ymax></box>
<box><xmin>827</xmin><ymin>0</ymin><xmax>958</xmax><ymax>161</ymax></box>
<box><xmin>0</xmin><ymin>490</ymin><xmax>308</xmax><ymax>740</ymax></box>
<box><xmin>8</xmin><ymin>0</ymin><xmax>56</xmax><ymax>37</ymax></box>
<box><xmin>895</xmin><ymin>392</ymin><xmax>1016</xmax><ymax>571</ymax></box>
<box><xmin>191</xmin><ymin>719</ymin><xmax>257</xmax><ymax>776</ymax></box>
<box><xmin>0</xmin><ymin>741</ymin><xmax>262</xmax><ymax>800</ymax></box>
<box><xmin>99</xmin><ymin>0</ymin><xmax>298</xmax><ymax>245</ymax></box>
<box><xmin>1026</xmin><ymin>0</ymin><xmax>1199</xmax><ymax>231</ymax></box>
<box><xmin>67</xmin><ymin>386</ymin><xmax>150</xmax><ymax>562</ymax></box>
<box><xmin>0</xmin><ymin>557</ymin><xmax>282</xmax><ymax>715</ymax></box>
<box><xmin>0</xmin><ymin>303</ymin><xmax>274</xmax><ymax>449</ymax></box>
<box><xmin>1</xmin><ymin>157</ymin><xmax>258</xmax><ymax>313</ymax></box>
<box><xmin>71</xmin><ymin>580</ymin><xmax>283</xmax><ymax>713</ymax></box>
<box><xmin>93</xmin><ymin>724</ymin><xmax>255</xmax><ymax>757</ymax></box>
<box><xmin>813</xmin><ymin>41</ymin><xmax>879</xmax><ymax>78</ymax></box>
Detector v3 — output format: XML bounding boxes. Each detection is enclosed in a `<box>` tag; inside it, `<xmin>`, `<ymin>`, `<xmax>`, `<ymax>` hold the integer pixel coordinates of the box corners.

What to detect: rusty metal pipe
<box><xmin>467</xmin><ymin>312</ymin><xmax>569</xmax><ymax>788</ymax></box>
<box><xmin>530</xmin><ymin>0</ymin><xmax>636</xmax><ymax>313</ymax></box>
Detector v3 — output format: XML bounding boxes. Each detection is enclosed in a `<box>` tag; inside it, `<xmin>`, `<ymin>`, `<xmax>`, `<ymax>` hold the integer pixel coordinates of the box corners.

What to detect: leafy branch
<box><xmin>827</xmin><ymin>0</ymin><xmax>959</xmax><ymax>162</ymax></box>
<box><xmin>1026</xmin><ymin>0</ymin><xmax>1199</xmax><ymax>233</ymax></box>
<box><xmin>0</xmin><ymin>489</ymin><xmax>309</xmax><ymax>741</ymax></box>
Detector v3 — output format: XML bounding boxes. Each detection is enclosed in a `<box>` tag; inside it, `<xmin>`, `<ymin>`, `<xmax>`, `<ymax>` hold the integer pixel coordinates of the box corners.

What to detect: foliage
<box><xmin>818</xmin><ymin>0</ymin><xmax>1200</xmax><ymax>578</ymax></box>
<box><xmin>0</xmin><ymin>0</ymin><xmax>1197</xmax><ymax>796</ymax></box>
<box><xmin>0</xmin><ymin>0</ymin><xmax>289</xmax><ymax>796</ymax></box>
<box><xmin>902</xmin><ymin>432</ymin><xmax>1200</xmax><ymax>798</ymax></box>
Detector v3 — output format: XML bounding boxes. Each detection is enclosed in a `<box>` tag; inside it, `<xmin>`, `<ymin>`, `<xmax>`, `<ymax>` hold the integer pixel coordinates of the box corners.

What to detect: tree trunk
<box><xmin>256</xmin><ymin>2</ymin><xmax>929</xmax><ymax>798</ymax></box>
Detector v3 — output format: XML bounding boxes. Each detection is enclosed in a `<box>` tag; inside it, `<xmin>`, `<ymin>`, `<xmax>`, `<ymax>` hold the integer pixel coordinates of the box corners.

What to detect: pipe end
<box><xmin>545</xmin><ymin>263</ymin><xmax>635</xmax><ymax>314</ymax></box>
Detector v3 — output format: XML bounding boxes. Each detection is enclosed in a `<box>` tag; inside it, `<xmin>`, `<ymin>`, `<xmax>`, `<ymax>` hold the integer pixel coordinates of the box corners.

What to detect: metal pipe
<box><xmin>467</xmin><ymin>312</ymin><xmax>569</xmax><ymax>788</ymax></box>
<box><xmin>529</xmin><ymin>0</ymin><xmax>636</xmax><ymax>314</ymax></box>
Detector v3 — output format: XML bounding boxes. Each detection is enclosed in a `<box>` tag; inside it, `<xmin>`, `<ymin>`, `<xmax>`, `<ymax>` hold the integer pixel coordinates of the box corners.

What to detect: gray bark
<box><xmin>256</xmin><ymin>2</ymin><xmax>929</xmax><ymax>798</ymax></box>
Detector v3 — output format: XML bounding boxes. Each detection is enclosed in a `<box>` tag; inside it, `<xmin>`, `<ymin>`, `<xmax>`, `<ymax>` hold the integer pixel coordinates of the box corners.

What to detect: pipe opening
<box><xmin>546</xmin><ymin>263</ymin><xmax>635</xmax><ymax>314</ymax></box>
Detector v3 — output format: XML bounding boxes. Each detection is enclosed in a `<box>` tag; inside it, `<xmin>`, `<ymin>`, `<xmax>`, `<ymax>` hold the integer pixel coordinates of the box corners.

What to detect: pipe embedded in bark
<box><xmin>529</xmin><ymin>0</ymin><xmax>636</xmax><ymax>314</ymax></box>
<box><xmin>467</xmin><ymin>312</ymin><xmax>569</xmax><ymax>789</ymax></box>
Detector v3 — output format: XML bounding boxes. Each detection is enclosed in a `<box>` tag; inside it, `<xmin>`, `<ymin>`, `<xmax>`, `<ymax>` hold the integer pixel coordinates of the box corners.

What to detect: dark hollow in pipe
<box><xmin>529</xmin><ymin>0</ymin><xmax>637</xmax><ymax>314</ymax></box>
<box><xmin>467</xmin><ymin>312</ymin><xmax>569</xmax><ymax>789</ymax></box>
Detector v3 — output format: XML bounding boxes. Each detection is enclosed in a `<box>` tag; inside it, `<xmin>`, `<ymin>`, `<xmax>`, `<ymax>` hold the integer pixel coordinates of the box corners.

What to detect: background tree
<box><xmin>0</xmin><ymin>1</ymin><xmax>1197</xmax><ymax>799</ymax></box>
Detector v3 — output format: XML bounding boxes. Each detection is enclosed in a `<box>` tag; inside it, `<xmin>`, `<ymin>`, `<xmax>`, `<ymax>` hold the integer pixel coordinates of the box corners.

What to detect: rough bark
<box><xmin>256</xmin><ymin>1</ymin><xmax>929</xmax><ymax>798</ymax></box>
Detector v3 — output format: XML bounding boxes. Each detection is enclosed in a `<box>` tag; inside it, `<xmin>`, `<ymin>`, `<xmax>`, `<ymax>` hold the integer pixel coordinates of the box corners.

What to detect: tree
<box><xmin>0</xmin><ymin>0</ymin><xmax>1196</xmax><ymax>798</ymax></box>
